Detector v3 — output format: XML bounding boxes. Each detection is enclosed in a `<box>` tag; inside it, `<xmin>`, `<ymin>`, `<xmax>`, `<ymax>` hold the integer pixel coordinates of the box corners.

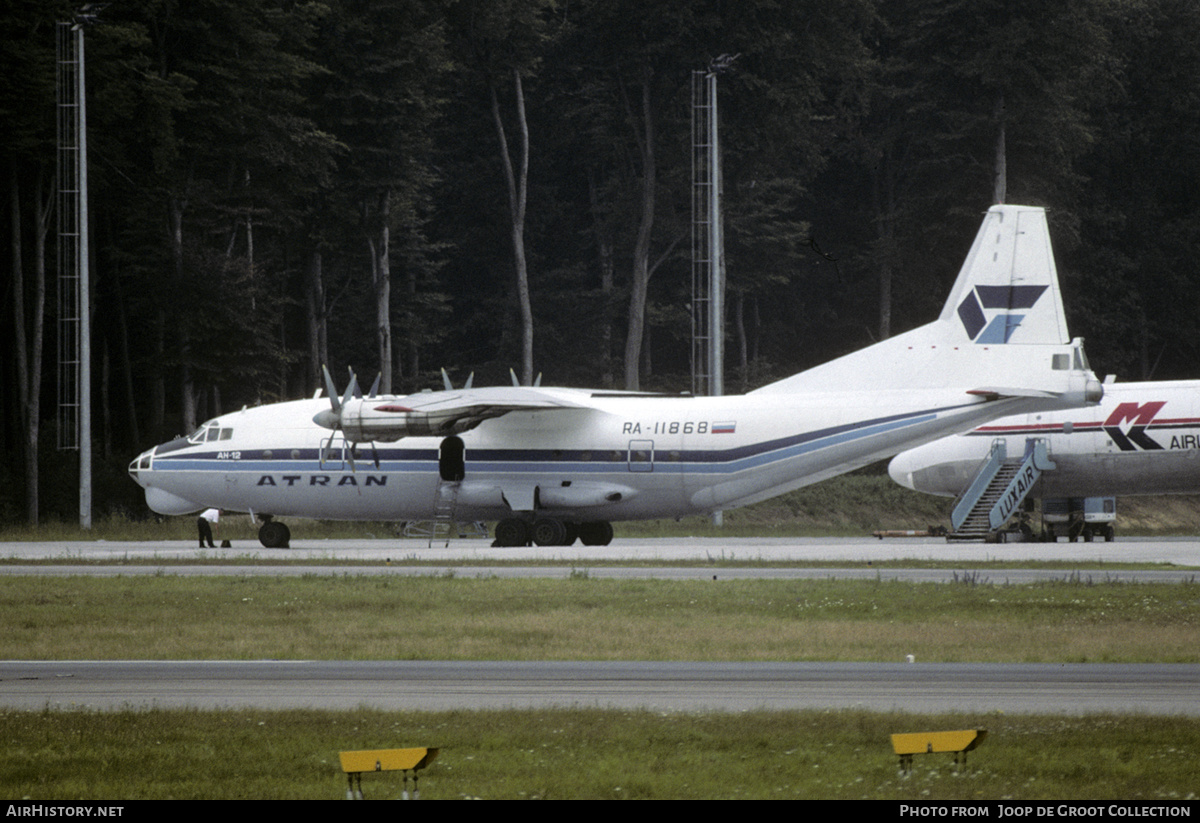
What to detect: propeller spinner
<box><xmin>313</xmin><ymin>366</ymin><xmax>358</xmax><ymax>431</ymax></box>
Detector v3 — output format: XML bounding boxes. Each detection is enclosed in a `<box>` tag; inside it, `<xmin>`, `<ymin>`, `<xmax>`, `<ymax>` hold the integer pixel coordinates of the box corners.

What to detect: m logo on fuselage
<box><xmin>1103</xmin><ymin>401</ymin><xmax>1165</xmax><ymax>451</ymax></box>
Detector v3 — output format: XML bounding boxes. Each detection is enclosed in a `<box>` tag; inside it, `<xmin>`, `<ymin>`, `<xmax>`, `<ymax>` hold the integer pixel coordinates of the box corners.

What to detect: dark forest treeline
<box><xmin>5</xmin><ymin>0</ymin><xmax>1200</xmax><ymax>523</ymax></box>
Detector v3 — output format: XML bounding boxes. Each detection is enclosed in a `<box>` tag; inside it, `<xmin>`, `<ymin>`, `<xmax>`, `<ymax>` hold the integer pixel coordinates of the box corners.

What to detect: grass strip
<box><xmin>3</xmin><ymin>576</ymin><xmax>1198</xmax><ymax>662</ymax></box>
<box><xmin>2</xmin><ymin>707</ymin><xmax>1196</xmax><ymax>800</ymax></box>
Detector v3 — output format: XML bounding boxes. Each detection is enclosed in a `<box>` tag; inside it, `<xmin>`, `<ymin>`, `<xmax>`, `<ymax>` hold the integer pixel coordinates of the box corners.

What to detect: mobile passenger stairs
<box><xmin>946</xmin><ymin>437</ymin><xmax>1117</xmax><ymax>543</ymax></box>
<box><xmin>947</xmin><ymin>438</ymin><xmax>1055</xmax><ymax>543</ymax></box>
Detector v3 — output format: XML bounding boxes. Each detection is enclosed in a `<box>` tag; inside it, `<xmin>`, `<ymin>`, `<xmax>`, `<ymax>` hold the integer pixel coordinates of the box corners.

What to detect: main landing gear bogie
<box><xmin>257</xmin><ymin>518</ymin><xmax>291</xmax><ymax>549</ymax></box>
<box><xmin>493</xmin><ymin>517</ymin><xmax>613</xmax><ymax>547</ymax></box>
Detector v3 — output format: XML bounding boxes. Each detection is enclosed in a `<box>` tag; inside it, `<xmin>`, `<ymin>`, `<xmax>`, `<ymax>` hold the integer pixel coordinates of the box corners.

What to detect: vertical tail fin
<box><xmin>753</xmin><ymin>204</ymin><xmax>1089</xmax><ymax>396</ymax></box>
<box><xmin>939</xmin><ymin>205</ymin><xmax>1069</xmax><ymax>346</ymax></box>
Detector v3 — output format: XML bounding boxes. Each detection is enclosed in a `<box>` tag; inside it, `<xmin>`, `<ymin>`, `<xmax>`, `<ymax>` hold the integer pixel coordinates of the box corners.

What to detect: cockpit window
<box><xmin>188</xmin><ymin>423</ymin><xmax>233</xmax><ymax>444</ymax></box>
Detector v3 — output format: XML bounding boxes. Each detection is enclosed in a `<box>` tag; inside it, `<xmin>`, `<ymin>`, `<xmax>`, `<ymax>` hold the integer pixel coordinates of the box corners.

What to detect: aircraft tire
<box><xmin>532</xmin><ymin>518</ymin><xmax>567</xmax><ymax>546</ymax></box>
<box><xmin>494</xmin><ymin>518</ymin><xmax>529</xmax><ymax>547</ymax></box>
<box><xmin>577</xmin><ymin>521</ymin><xmax>614</xmax><ymax>546</ymax></box>
<box><xmin>258</xmin><ymin>520</ymin><xmax>291</xmax><ymax>549</ymax></box>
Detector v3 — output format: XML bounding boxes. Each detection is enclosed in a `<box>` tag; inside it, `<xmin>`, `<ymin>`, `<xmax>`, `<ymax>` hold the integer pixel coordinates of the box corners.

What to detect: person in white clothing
<box><xmin>198</xmin><ymin>508</ymin><xmax>219</xmax><ymax>548</ymax></box>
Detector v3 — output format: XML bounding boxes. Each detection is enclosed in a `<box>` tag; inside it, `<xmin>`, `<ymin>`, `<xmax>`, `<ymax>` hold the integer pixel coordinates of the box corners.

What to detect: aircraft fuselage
<box><xmin>889</xmin><ymin>380</ymin><xmax>1200</xmax><ymax>499</ymax></box>
<box><xmin>131</xmin><ymin>386</ymin><xmax>1061</xmax><ymax>524</ymax></box>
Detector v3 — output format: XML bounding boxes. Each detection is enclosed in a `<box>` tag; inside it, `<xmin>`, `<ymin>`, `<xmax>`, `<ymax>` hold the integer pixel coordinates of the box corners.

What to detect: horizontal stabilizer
<box><xmin>967</xmin><ymin>387</ymin><xmax>1061</xmax><ymax>400</ymax></box>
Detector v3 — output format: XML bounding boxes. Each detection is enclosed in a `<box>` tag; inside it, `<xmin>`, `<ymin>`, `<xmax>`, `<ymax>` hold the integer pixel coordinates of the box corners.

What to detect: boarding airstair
<box><xmin>948</xmin><ymin>438</ymin><xmax>1055</xmax><ymax>542</ymax></box>
<box><xmin>401</xmin><ymin>481</ymin><xmax>487</xmax><ymax>545</ymax></box>
<box><xmin>428</xmin><ymin>478</ymin><xmax>460</xmax><ymax>548</ymax></box>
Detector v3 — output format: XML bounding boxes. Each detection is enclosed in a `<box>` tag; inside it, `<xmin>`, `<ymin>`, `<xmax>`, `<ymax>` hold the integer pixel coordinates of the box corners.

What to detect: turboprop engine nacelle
<box><xmin>313</xmin><ymin>399</ymin><xmax>494</xmax><ymax>442</ymax></box>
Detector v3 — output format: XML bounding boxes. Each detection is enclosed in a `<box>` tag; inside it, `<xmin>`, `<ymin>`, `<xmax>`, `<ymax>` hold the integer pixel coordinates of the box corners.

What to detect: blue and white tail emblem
<box><xmin>957</xmin><ymin>284</ymin><xmax>1049</xmax><ymax>344</ymax></box>
<box><xmin>936</xmin><ymin>205</ymin><xmax>1070</xmax><ymax>347</ymax></box>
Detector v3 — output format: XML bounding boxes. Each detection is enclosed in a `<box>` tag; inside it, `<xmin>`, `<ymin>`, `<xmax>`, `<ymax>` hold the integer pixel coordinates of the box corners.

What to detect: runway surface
<box><xmin>3</xmin><ymin>535</ymin><xmax>1198</xmax><ymax>715</ymax></box>
<box><xmin>3</xmin><ymin>660</ymin><xmax>1198</xmax><ymax>714</ymax></box>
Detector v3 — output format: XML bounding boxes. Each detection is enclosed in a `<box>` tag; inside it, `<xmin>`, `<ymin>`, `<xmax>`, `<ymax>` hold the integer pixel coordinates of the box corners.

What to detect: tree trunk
<box><xmin>11</xmin><ymin>163</ymin><xmax>45</xmax><ymax>523</ymax></box>
<box><xmin>734</xmin><ymin>290</ymin><xmax>748</xmax><ymax>392</ymax></box>
<box><xmin>101</xmin><ymin>341</ymin><xmax>112</xmax><ymax>461</ymax></box>
<box><xmin>405</xmin><ymin>248</ymin><xmax>419</xmax><ymax>389</ymax></box>
<box><xmin>623</xmin><ymin>67</ymin><xmax>655</xmax><ymax>391</ymax></box>
<box><xmin>111</xmin><ymin>264</ymin><xmax>140</xmax><ymax>449</ymax></box>
<box><xmin>993</xmin><ymin>93</ymin><xmax>1007</xmax><ymax>206</ymax></box>
<box><xmin>152</xmin><ymin>309</ymin><xmax>165</xmax><ymax>440</ymax></box>
<box><xmin>490</xmin><ymin>69</ymin><xmax>534</xmax><ymax>386</ymax></box>
<box><xmin>305</xmin><ymin>248</ymin><xmax>327</xmax><ymax>394</ymax></box>
<box><xmin>875</xmin><ymin>187</ymin><xmax>894</xmax><ymax>341</ymax></box>
<box><xmin>368</xmin><ymin>188</ymin><xmax>394</xmax><ymax>394</ymax></box>
<box><xmin>168</xmin><ymin>195</ymin><xmax>197</xmax><ymax>434</ymax></box>
<box><xmin>871</xmin><ymin>141</ymin><xmax>899</xmax><ymax>342</ymax></box>
<box><xmin>588</xmin><ymin>170</ymin><xmax>615</xmax><ymax>388</ymax></box>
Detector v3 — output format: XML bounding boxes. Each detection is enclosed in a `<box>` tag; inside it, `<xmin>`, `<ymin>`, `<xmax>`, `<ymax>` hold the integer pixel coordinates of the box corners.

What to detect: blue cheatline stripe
<box><xmin>150</xmin><ymin>401</ymin><xmax>979</xmax><ymax>476</ymax></box>
<box><xmin>678</xmin><ymin>413</ymin><xmax>938</xmax><ymax>475</ymax></box>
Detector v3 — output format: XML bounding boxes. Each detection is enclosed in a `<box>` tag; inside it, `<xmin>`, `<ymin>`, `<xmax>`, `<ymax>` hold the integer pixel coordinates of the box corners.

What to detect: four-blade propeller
<box><xmin>314</xmin><ymin>366</ymin><xmax>383</xmax><ymax>471</ymax></box>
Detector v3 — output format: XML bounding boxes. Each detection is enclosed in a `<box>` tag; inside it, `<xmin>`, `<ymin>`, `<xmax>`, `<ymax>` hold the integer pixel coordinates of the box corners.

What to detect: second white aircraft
<box><xmin>129</xmin><ymin>205</ymin><xmax>1102</xmax><ymax>547</ymax></box>
<box><xmin>888</xmin><ymin>378</ymin><xmax>1200</xmax><ymax>539</ymax></box>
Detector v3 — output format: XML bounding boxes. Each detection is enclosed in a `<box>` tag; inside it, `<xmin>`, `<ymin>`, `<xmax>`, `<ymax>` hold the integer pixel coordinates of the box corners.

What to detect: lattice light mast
<box><xmin>57</xmin><ymin>5</ymin><xmax>103</xmax><ymax>529</ymax></box>
<box><xmin>691</xmin><ymin>54</ymin><xmax>737</xmax><ymax>399</ymax></box>
<box><xmin>691</xmin><ymin>55</ymin><xmax>737</xmax><ymax>527</ymax></box>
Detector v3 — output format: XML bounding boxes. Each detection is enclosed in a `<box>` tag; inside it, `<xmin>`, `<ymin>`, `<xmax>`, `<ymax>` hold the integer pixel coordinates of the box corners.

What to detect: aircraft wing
<box><xmin>322</xmin><ymin>386</ymin><xmax>592</xmax><ymax>442</ymax></box>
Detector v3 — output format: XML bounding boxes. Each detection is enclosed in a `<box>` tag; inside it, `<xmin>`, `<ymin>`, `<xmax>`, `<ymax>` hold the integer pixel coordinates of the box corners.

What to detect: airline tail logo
<box><xmin>957</xmin><ymin>285</ymin><xmax>1048</xmax><ymax>343</ymax></box>
<box><xmin>1103</xmin><ymin>401</ymin><xmax>1165</xmax><ymax>451</ymax></box>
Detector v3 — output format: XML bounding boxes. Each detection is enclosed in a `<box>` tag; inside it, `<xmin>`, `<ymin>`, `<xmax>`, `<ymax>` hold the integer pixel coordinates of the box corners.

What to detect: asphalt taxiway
<box><xmin>2</xmin><ymin>535</ymin><xmax>1198</xmax><ymax>715</ymax></box>
<box><xmin>3</xmin><ymin>660</ymin><xmax>1197</xmax><ymax>715</ymax></box>
<box><xmin>3</xmin><ymin>533</ymin><xmax>1199</xmax><ymax>575</ymax></box>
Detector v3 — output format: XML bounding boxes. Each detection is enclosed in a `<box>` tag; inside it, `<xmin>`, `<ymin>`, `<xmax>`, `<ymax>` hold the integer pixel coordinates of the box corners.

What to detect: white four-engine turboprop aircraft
<box><xmin>130</xmin><ymin>204</ymin><xmax>1103</xmax><ymax>548</ymax></box>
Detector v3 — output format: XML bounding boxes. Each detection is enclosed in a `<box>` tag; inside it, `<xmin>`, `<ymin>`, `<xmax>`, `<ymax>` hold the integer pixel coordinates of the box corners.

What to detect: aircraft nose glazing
<box><xmin>128</xmin><ymin>448</ymin><xmax>155</xmax><ymax>484</ymax></box>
